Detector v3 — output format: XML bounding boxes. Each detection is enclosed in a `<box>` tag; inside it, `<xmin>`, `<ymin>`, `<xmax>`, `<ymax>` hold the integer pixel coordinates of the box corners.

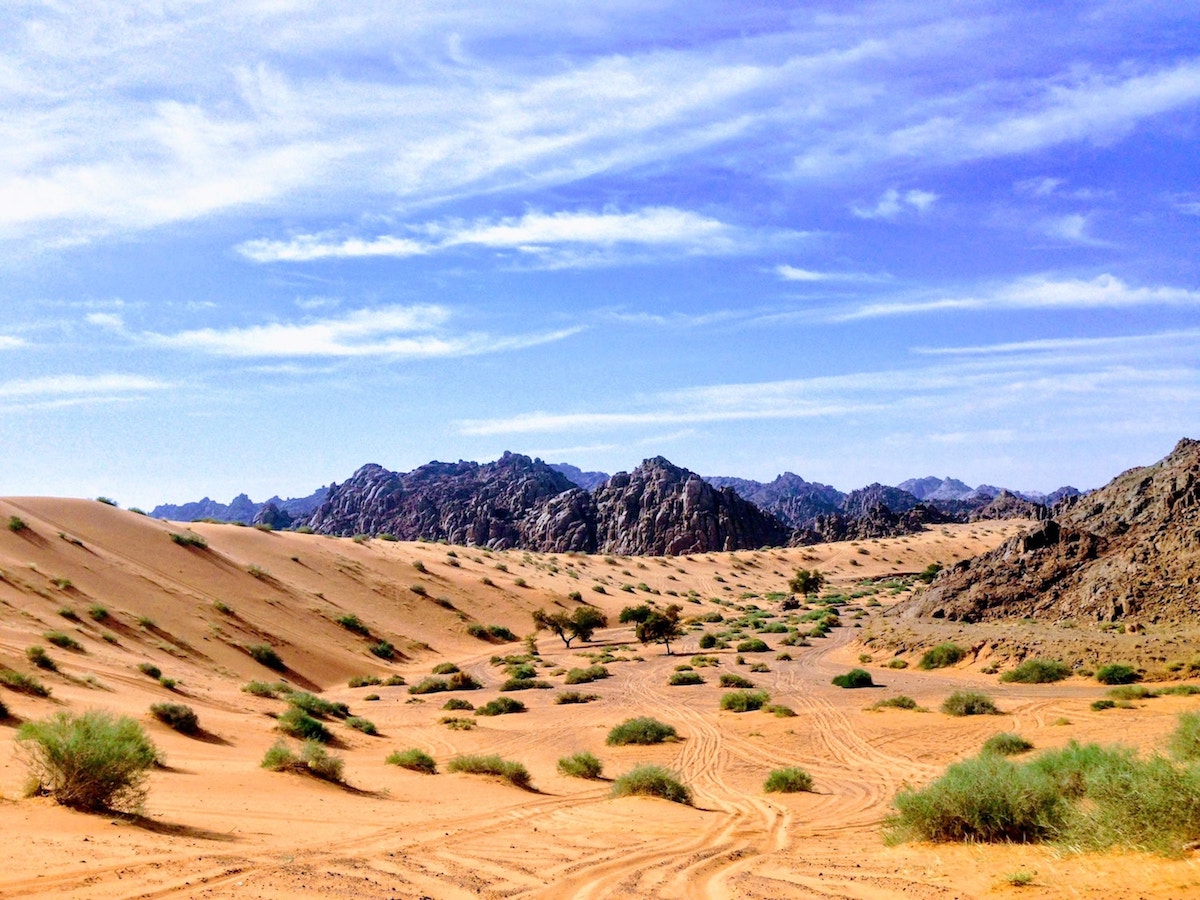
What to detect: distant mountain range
<box><xmin>150</xmin><ymin>454</ymin><xmax>1079</xmax><ymax>556</ymax></box>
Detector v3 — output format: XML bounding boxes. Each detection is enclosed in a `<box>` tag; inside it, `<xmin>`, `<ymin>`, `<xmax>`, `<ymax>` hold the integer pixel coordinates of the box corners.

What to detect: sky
<box><xmin>2</xmin><ymin>1</ymin><xmax>1200</xmax><ymax>509</ymax></box>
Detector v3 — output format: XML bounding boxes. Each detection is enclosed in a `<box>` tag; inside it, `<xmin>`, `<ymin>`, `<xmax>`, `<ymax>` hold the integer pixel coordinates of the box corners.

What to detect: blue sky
<box><xmin>3</xmin><ymin>1</ymin><xmax>1199</xmax><ymax>508</ymax></box>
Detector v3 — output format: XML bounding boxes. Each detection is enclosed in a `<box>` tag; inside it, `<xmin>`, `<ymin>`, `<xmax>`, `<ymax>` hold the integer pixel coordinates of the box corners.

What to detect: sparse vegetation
<box><xmin>1169</xmin><ymin>712</ymin><xmax>1200</xmax><ymax>761</ymax></box>
<box><xmin>431</xmin><ymin>662</ymin><xmax>460</xmax><ymax>675</ymax></box>
<box><xmin>150</xmin><ymin>703</ymin><xmax>199</xmax><ymax>734</ymax></box>
<box><xmin>1095</xmin><ymin>663</ymin><xmax>1139</xmax><ymax>685</ymax></box>
<box><xmin>719</xmin><ymin>672</ymin><xmax>756</xmax><ymax>689</ymax></box>
<box><xmin>137</xmin><ymin>662</ymin><xmax>162</xmax><ymax>679</ymax></box>
<box><xmin>345</xmin><ymin>716</ymin><xmax>378</xmax><ymax>735</ymax></box>
<box><xmin>564</xmin><ymin>664</ymin><xmax>609</xmax><ymax>684</ymax></box>
<box><xmin>764</xmin><ymin>767</ymin><xmax>813</xmax><ymax>793</ymax></box>
<box><xmin>242</xmin><ymin>680</ymin><xmax>290</xmax><ymax>698</ymax></box>
<box><xmin>336</xmin><ymin>613</ymin><xmax>369</xmax><ymax>635</ymax></box>
<box><xmin>556</xmin><ymin>691</ymin><xmax>599</xmax><ymax>704</ymax></box>
<box><xmin>610</xmin><ymin>765</ymin><xmax>692</xmax><ymax>805</ymax></box>
<box><xmin>43</xmin><ymin>631</ymin><xmax>82</xmax><ymax>651</ymax></box>
<box><xmin>668</xmin><ymin>670</ymin><xmax>704</xmax><ymax>685</ymax></box>
<box><xmin>16</xmin><ymin>711</ymin><xmax>158</xmax><ymax>812</ymax></box>
<box><xmin>981</xmin><ymin>733</ymin><xmax>1034</xmax><ymax>756</ymax></box>
<box><xmin>447</xmin><ymin>754</ymin><xmax>532</xmax><ymax>789</ymax></box>
<box><xmin>8</xmin><ymin>515</ymin><xmax>29</xmax><ymax>532</ymax></box>
<box><xmin>942</xmin><ymin>691</ymin><xmax>1001</xmax><ymax>716</ymax></box>
<box><xmin>386</xmin><ymin>748</ymin><xmax>437</xmax><ymax>774</ymax></box>
<box><xmin>476</xmin><ymin>696</ymin><xmax>526</xmax><ymax>716</ymax></box>
<box><xmin>369</xmin><ymin>640</ymin><xmax>395</xmax><ymax>660</ymax></box>
<box><xmin>532</xmin><ymin>606</ymin><xmax>609</xmax><ymax>648</ymax></box>
<box><xmin>169</xmin><ymin>531</ymin><xmax>207</xmax><ymax>549</ymax></box>
<box><xmin>919</xmin><ymin>643</ymin><xmax>965</xmax><ymax>670</ymax></box>
<box><xmin>607</xmin><ymin>717</ymin><xmax>678</xmax><ymax>745</ymax></box>
<box><xmin>736</xmin><ymin>638</ymin><xmax>770</xmax><ymax>653</ymax></box>
<box><xmin>88</xmin><ymin>605</ymin><xmax>109</xmax><ymax>622</ymax></box>
<box><xmin>26</xmin><ymin>646</ymin><xmax>56</xmax><ymax>671</ymax></box>
<box><xmin>871</xmin><ymin>695</ymin><xmax>919</xmax><ymax>711</ymax></box>
<box><xmin>1001</xmin><ymin>659</ymin><xmax>1071</xmax><ymax>684</ymax></box>
<box><xmin>261</xmin><ymin>740</ymin><xmax>344</xmax><ymax>782</ymax></box>
<box><xmin>831</xmin><ymin>668</ymin><xmax>874</xmax><ymax>689</ymax></box>
<box><xmin>245</xmin><ymin>644</ymin><xmax>285</xmax><ymax>671</ymax></box>
<box><xmin>1</xmin><ymin>669</ymin><xmax>51</xmax><ymax>697</ymax></box>
<box><xmin>557</xmin><ymin>751</ymin><xmax>603</xmax><ymax>779</ymax></box>
<box><xmin>277</xmin><ymin>707</ymin><xmax>332</xmax><ymax>743</ymax></box>
<box><xmin>720</xmin><ymin>689</ymin><xmax>769</xmax><ymax>712</ymax></box>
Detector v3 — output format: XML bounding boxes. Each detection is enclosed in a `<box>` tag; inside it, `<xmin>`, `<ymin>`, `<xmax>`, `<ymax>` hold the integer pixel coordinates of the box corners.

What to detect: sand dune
<box><xmin>2</xmin><ymin>499</ymin><xmax>1198</xmax><ymax>898</ymax></box>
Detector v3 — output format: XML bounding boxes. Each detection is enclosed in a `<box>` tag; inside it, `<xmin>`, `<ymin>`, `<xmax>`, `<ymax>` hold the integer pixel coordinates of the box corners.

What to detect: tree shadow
<box><xmin>122</xmin><ymin>814</ymin><xmax>240</xmax><ymax>843</ymax></box>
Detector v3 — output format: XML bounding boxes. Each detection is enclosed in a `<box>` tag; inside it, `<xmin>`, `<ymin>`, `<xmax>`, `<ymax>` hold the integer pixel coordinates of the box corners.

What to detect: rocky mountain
<box><xmin>549</xmin><ymin>462</ymin><xmax>610</xmax><ymax>491</ymax></box>
<box><xmin>152</xmin><ymin>488</ymin><xmax>327</xmax><ymax>524</ymax></box>
<box><xmin>900</xmin><ymin>438</ymin><xmax>1200</xmax><ymax>624</ymax></box>
<box><xmin>705</xmin><ymin>473</ymin><xmax>844</xmax><ymax>528</ymax></box>
<box><xmin>899</xmin><ymin>476</ymin><xmax>975</xmax><ymax>502</ymax></box>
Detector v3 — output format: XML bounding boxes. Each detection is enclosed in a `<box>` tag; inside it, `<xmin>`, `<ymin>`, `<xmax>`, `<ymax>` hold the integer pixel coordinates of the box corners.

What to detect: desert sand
<box><xmin>3</xmin><ymin>498</ymin><xmax>1200</xmax><ymax>899</ymax></box>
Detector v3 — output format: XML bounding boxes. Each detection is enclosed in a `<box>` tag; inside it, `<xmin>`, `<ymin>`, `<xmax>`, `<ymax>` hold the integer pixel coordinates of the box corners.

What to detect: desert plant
<box><xmin>242</xmin><ymin>680</ymin><xmax>290</xmax><ymax>698</ymax></box>
<box><xmin>447</xmin><ymin>754</ymin><xmax>532</xmax><ymax>789</ymax></box>
<box><xmin>764</xmin><ymin>767</ymin><xmax>813</xmax><ymax>793</ymax></box>
<box><xmin>919</xmin><ymin>643</ymin><xmax>965</xmax><ymax>670</ymax></box>
<box><xmin>16</xmin><ymin>710</ymin><xmax>158</xmax><ymax>812</ymax></box>
<box><xmin>349</xmin><ymin>675</ymin><xmax>382</xmax><ymax>688</ymax></box>
<box><xmin>137</xmin><ymin>662</ymin><xmax>162</xmax><ymax>679</ymax></box>
<box><xmin>1169</xmin><ymin>712</ymin><xmax>1200</xmax><ymax>761</ymax></box>
<box><xmin>720</xmin><ymin>689</ymin><xmax>769</xmax><ymax>712</ymax></box>
<box><xmin>277</xmin><ymin>707</ymin><xmax>331</xmax><ymax>743</ymax></box>
<box><xmin>831</xmin><ymin>668</ymin><xmax>874</xmax><ymax>688</ymax></box>
<box><xmin>1001</xmin><ymin>659</ymin><xmax>1071</xmax><ymax>684</ymax></box>
<box><xmin>501</xmin><ymin>677</ymin><xmax>551</xmax><ymax>691</ymax></box>
<box><xmin>26</xmin><ymin>646</ymin><xmax>56</xmax><ymax>671</ymax></box>
<box><xmin>169</xmin><ymin>531</ymin><xmax>207</xmax><ymax>548</ymax></box>
<box><xmin>871</xmin><ymin>695</ymin><xmax>920</xmax><ymax>711</ymax></box>
<box><xmin>443</xmin><ymin>697</ymin><xmax>475</xmax><ymax>711</ymax></box>
<box><xmin>431</xmin><ymin>662</ymin><xmax>461</xmax><ymax>675</ymax></box>
<box><xmin>532</xmin><ymin>606</ymin><xmax>609</xmax><ymax>648</ymax></box>
<box><xmin>150</xmin><ymin>703</ymin><xmax>199</xmax><ymax>734</ymax></box>
<box><xmin>607</xmin><ymin>717</ymin><xmax>678</xmax><ymax>745</ymax></box>
<box><xmin>8</xmin><ymin>515</ymin><xmax>28</xmax><ymax>532</ymax></box>
<box><xmin>386</xmin><ymin>748</ymin><xmax>437</xmax><ymax>774</ymax></box>
<box><xmin>345</xmin><ymin>716</ymin><xmax>378</xmax><ymax>735</ymax></box>
<box><xmin>88</xmin><ymin>605</ymin><xmax>109</xmax><ymax>622</ymax></box>
<box><xmin>1</xmin><ymin>669</ymin><xmax>51</xmax><ymax>697</ymax></box>
<box><xmin>288</xmin><ymin>692</ymin><xmax>350</xmax><ymax>719</ymax></box>
<box><xmin>336</xmin><ymin>613</ymin><xmax>369</xmax><ymax>635</ymax></box>
<box><xmin>557</xmin><ymin>751</ymin><xmax>603</xmax><ymax>779</ymax></box>
<box><xmin>698</xmin><ymin>633</ymin><xmax>717</xmax><ymax>649</ymax></box>
<box><xmin>610</xmin><ymin>764</ymin><xmax>692</xmax><ymax>805</ymax></box>
<box><xmin>1091</xmin><ymin>699</ymin><xmax>1117</xmax><ymax>711</ymax></box>
<box><xmin>369</xmin><ymin>640</ymin><xmax>395</xmax><ymax>660</ymax></box>
<box><xmin>668</xmin><ymin>671</ymin><xmax>704</xmax><ymax>686</ymax></box>
<box><xmin>475</xmin><ymin>696</ymin><xmax>526</xmax><ymax>716</ymax></box>
<box><xmin>736</xmin><ymin>638</ymin><xmax>770</xmax><ymax>653</ymax></box>
<box><xmin>942</xmin><ymin>691</ymin><xmax>1001</xmax><ymax>716</ymax></box>
<box><xmin>564</xmin><ymin>665</ymin><xmax>610</xmax><ymax>684</ymax></box>
<box><xmin>982</xmin><ymin>733</ymin><xmax>1034</xmax><ymax>756</ymax></box>
<box><xmin>261</xmin><ymin>740</ymin><xmax>344</xmax><ymax>782</ymax></box>
<box><xmin>719</xmin><ymin>672</ymin><xmax>756</xmax><ymax>689</ymax></box>
<box><xmin>1096</xmin><ymin>664</ymin><xmax>1139</xmax><ymax>685</ymax></box>
<box><xmin>245</xmin><ymin>644</ymin><xmax>285</xmax><ymax>671</ymax></box>
<box><xmin>556</xmin><ymin>691</ymin><xmax>599</xmax><ymax>704</ymax></box>
<box><xmin>887</xmin><ymin>657</ymin><xmax>909</xmax><ymax>669</ymax></box>
<box><xmin>44</xmin><ymin>631</ymin><xmax>82</xmax><ymax>652</ymax></box>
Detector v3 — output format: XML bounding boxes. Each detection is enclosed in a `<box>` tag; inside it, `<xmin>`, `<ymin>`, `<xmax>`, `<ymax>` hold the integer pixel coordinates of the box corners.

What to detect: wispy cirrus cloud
<box><xmin>775</xmin><ymin>264</ymin><xmax>882</xmax><ymax>283</ymax></box>
<box><xmin>0</xmin><ymin>335</ymin><xmax>26</xmax><ymax>350</ymax></box>
<box><xmin>134</xmin><ymin>304</ymin><xmax>580</xmax><ymax>358</ymax></box>
<box><xmin>237</xmin><ymin>207</ymin><xmax>792</xmax><ymax>268</ymax></box>
<box><xmin>0</xmin><ymin>373</ymin><xmax>174</xmax><ymax>412</ymax></box>
<box><xmin>850</xmin><ymin>188</ymin><xmax>937</xmax><ymax>220</ymax></box>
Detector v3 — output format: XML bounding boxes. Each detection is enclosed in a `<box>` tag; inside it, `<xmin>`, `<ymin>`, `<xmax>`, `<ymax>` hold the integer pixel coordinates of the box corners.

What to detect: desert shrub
<box><xmin>44</xmin><ymin>631</ymin><xmax>82</xmax><ymax>652</ymax></box>
<box><xmin>564</xmin><ymin>665</ymin><xmax>610</xmax><ymax>684</ymax></box>
<box><xmin>169</xmin><ymin>531</ymin><xmax>207</xmax><ymax>548</ymax></box>
<box><xmin>1161</xmin><ymin>684</ymin><xmax>1200</xmax><ymax>696</ymax></box>
<box><xmin>982</xmin><ymin>733</ymin><xmax>1034</xmax><ymax>756</ymax></box>
<box><xmin>277</xmin><ymin>707</ymin><xmax>331</xmax><ymax>743</ymax></box>
<box><xmin>501</xmin><ymin>677</ymin><xmax>552</xmax><ymax>691</ymax></box>
<box><xmin>1091</xmin><ymin>699</ymin><xmax>1117</xmax><ymax>711</ymax></box>
<box><xmin>158</xmin><ymin>677</ymin><xmax>177</xmax><ymax>690</ymax></box>
<box><xmin>720</xmin><ymin>689</ymin><xmax>769</xmax><ymax>712</ymax></box>
<box><xmin>386</xmin><ymin>748</ymin><xmax>437</xmax><ymax>774</ymax></box>
<box><xmin>736</xmin><ymin>638</ymin><xmax>770</xmax><ymax>653</ymax></box>
<box><xmin>431</xmin><ymin>662</ymin><xmax>461</xmax><ymax>675</ymax></box>
<box><xmin>871</xmin><ymin>695</ymin><xmax>919</xmax><ymax>710</ymax></box>
<box><xmin>764</xmin><ymin>767</ymin><xmax>813</xmax><ymax>793</ymax></box>
<box><xmin>370</xmin><ymin>640</ymin><xmax>395</xmax><ymax>660</ymax></box>
<box><xmin>88</xmin><ymin>605</ymin><xmax>109</xmax><ymax>622</ymax></box>
<box><xmin>831</xmin><ymin>668</ymin><xmax>874</xmax><ymax>689</ymax></box>
<box><xmin>26</xmin><ymin>646</ymin><xmax>56</xmax><ymax>671</ymax></box>
<box><xmin>697</xmin><ymin>633</ymin><xmax>717</xmax><ymax>649</ymax></box>
<box><xmin>1107</xmin><ymin>684</ymin><xmax>1156</xmax><ymax>701</ymax></box>
<box><xmin>408</xmin><ymin>677</ymin><xmax>449</xmax><ymax>695</ymax></box>
<box><xmin>8</xmin><ymin>515</ymin><xmax>28</xmax><ymax>532</ymax></box>
<box><xmin>556</xmin><ymin>691</ymin><xmax>599</xmax><ymax>704</ymax></box>
<box><xmin>264</xmin><ymin>741</ymin><xmax>344</xmax><ymax>782</ymax></box>
<box><xmin>558</xmin><ymin>751</ymin><xmax>604</xmax><ymax>779</ymax></box>
<box><xmin>246</xmin><ymin>644</ymin><xmax>285</xmax><ymax>671</ymax></box>
<box><xmin>443</xmin><ymin>697</ymin><xmax>475</xmax><ymax>711</ymax></box>
<box><xmin>440</xmin><ymin>716</ymin><xmax>476</xmax><ymax>730</ymax></box>
<box><xmin>345</xmin><ymin>716</ymin><xmax>378</xmax><ymax>735</ymax></box>
<box><xmin>886</xmin><ymin>657</ymin><xmax>909</xmax><ymax>669</ymax></box>
<box><xmin>288</xmin><ymin>692</ymin><xmax>349</xmax><ymax>719</ymax></box>
<box><xmin>719</xmin><ymin>672</ymin><xmax>755</xmax><ymax>689</ymax></box>
<box><xmin>1095</xmin><ymin>663</ymin><xmax>1138</xmax><ymax>685</ymax></box>
<box><xmin>260</xmin><ymin>740</ymin><xmax>296</xmax><ymax>770</ymax></box>
<box><xmin>767</xmin><ymin>704</ymin><xmax>796</xmax><ymax>717</ymax></box>
<box><xmin>58</xmin><ymin>607</ymin><xmax>79</xmax><ymax>620</ymax></box>
<box><xmin>16</xmin><ymin>711</ymin><xmax>159</xmax><ymax>812</ymax></box>
<box><xmin>349</xmin><ymin>675</ymin><xmax>382</xmax><ymax>688</ymax></box>
<box><xmin>242</xmin><ymin>680</ymin><xmax>289</xmax><ymax>698</ymax></box>
<box><xmin>150</xmin><ymin>703</ymin><xmax>199</xmax><ymax>734</ymax></box>
<box><xmin>137</xmin><ymin>663</ymin><xmax>162</xmax><ymax>679</ymax></box>
<box><xmin>886</xmin><ymin>753</ymin><xmax>1067</xmax><ymax>844</ymax></box>
<box><xmin>942</xmin><ymin>691</ymin><xmax>1001</xmax><ymax>716</ymax></box>
<box><xmin>1001</xmin><ymin>659</ymin><xmax>1071</xmax><ymax>684</ymax></box>
<box><xmin>336</xmin><ymin>614</ymin><xmax>369</xmax><ymax>635</ymax></box>
<box><xmin>610</xmin><ymin>764</ymin><xmax>692</xmax><ymax>805</ymax></box>
<box><xmin>919</xmin><ymin>643</ymin><xmax>965</xmax><ymax>670</ymax></box>
<box><xmin>607</xmin><ymin>717</ymin><xmax>678</xmax><ymax>745</ymax></box>
<box><xmin>384</xmin><ymin>675</ymin><xmax>406</xmax><ymax>686</ymax></box>
<box><xmin>476</xmin><ymin>696</ymin><xmax>526</xmax><ymax>716</ymax></box>
<box><xmin>668</xmin><ymin>671</ymin><xmax>704</xmax><ymax>686</ymax></box>
<box><xmin>0</xmin><ymin>669</ymin><xmax>51</xmax><ymax>697</ymax></box>
<box><xmin>1169</xmin><ymin>712</ymin><xmax>1200</xmax><ymax>761</ymax></box>
<box><xmin>507</xmin><ymin>663</ymin><xmax>537</xmax><ymax>679</ymax></box>
<box><xmin>447</xmin><ymin>754</ymin><xmax>532</xmax><ymax>789</ymax></box>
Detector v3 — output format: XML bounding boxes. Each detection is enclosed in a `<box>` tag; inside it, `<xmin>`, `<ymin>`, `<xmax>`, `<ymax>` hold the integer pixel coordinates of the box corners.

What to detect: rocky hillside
<box><xmin>900</xmin><ymin>438</ymin><xmax>1200</xmax><ymax>623</ymax></box>
<box><xmin>151</xmin><ymin>487</ymin><xmax>328</xmax><ymax>524</ymax></box>
<box><xmin>705</xmin><ymin>472</ymin><xmax>844</xmax><ymax>527</ymax></box>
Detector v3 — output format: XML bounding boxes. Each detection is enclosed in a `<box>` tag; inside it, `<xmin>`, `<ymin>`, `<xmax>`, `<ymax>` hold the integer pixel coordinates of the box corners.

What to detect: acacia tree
<box><xmin>532</xmin><ymin>606</ymin><xmax>608</xmax><ymax>648</ymax></box>
<box><xmin>788</xmin><ymin>568</ymin><xmax>825</xmax><ymax>597</ymax></box>
<box><xmin>635</xmin><ymin>604</ymin><xmax>684</xmax><ymax>655</ymax></box>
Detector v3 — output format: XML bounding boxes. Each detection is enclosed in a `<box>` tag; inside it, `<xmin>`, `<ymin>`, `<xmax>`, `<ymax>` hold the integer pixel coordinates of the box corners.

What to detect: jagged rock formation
<box><xmin>794</xmin><ymin>502</ymin><xmax>955</xmax><ymax>545</ymax></box>
<box><xmin>549</xmin><ymin>463</ymin><xmax>610</xmax><ymax>492</ymax></box>
<box><xmin>705</xmin><ymin>473</ymin><xmax>843</xmax><ymax>527</ymax></box>
<box><xmin>253</xmin><ymin>503</ymin><xmax>294</xmax><ymax>530</ymax></box>
<box><xmin>899</xmin><ymin>476</ymin><xmax>976</xmax><ymax>502</ymax></box>
<box><xmin>592</xmin><ymin>457</ymin><xmax>791</xmax><ymax>555</ymax></box>
<box><xmin>840</xmin><ymin>484</ymin><xmax>920</xmax><ymax>519</ymax></box>
<box><xmin>901</xmin><ymin>438</ymin><xmax>1200</xmax><ymax>624</ymax></box>
<box><xmin>968</xmin><ymin>490</ymin><xmax>1047</xmax><ymax>522</ymax></box>
<box><xmin>152</xmin><ymin>487</ymin><xmax>327</xmax><ymax>524</ymax></box>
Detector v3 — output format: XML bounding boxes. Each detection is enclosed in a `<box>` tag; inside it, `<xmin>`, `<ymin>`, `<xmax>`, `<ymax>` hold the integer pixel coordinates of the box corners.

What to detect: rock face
<box><xmin>968</xmin><ymin>490</ymin><xmax>1047</xmax><ymax>522</ymax></box>
<box><xmin>152</xmin><ymin>487</ymin><xmax>328</xmax><ymax>524</ymax></box>
<box><xmin>592</xmin><ymin>458</ymin><xmax>791</xmax><ymax>555</ymax></box>
<box><xmin>705</xmin><ymin>473</ymin><xmax>844</xmax><ymax>527</ymax></box>
<box><xmin>901</xmin><ymin>438</ymin><xmax>1200</xmax><ymax>623</ymax></box>
<box><xmin>795</xmin><ymin>502</ymin><xmax>954</xmax><ymax>545</ymax></box>
<box><xmin>549</xmin><ymin>463</ymin><xmax>610</xmax><ymax>492</ymax></box>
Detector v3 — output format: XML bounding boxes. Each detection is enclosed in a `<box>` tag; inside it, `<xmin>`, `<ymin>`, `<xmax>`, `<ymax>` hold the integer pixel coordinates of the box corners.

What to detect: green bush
<box><xmin>44</xmin><ymin>631</ymin><xmax>82</xmax><ymax>652</ymax></box>
<box><xmin>370</xmin><ymin>640</ymin><xmax>395</xmax><ymax>660</ymax></box>
<box><xmin>720</xmin><ymin>690</ymin><xmax>769</xmax><ymax>712</ymax></box>
<box><xmin>1000</xmin><ymin>659</ymin><xmax>1071</xmax><ymax>684</ymax></box>
<box><xmin>26</xmin><ymin>646</ymin><xmax>56</xmax><ymax>671</ymax></box>
<box><xmin>137</xmin><ymin>662</ymin><xmax>162</xmax><ymax>679</ymax></box>
<box><xmin>557</xmin><ymin>751</ymin><xmax>604</xmax><ymax>779</ymax></box>
<box><xmin>556</xmin><ymin>691</ymin><xmax>599</xmax><ymax>704</ymax></box>
<box><xmin>88</xmin><ymin>605</ymin><xmax>109</xmax><ymax>622</ymax></box>
<box><xmin>1091</xmin><ymin>699</ymin><xmax>1117</xmax><ymax>711</ymax></box>
<box><xmin>501</xmin><ymin>677</ymin><xmax>552</xmax><ymax>691</ymax></box>
<box><xmin>150</xmin><ymin>703</ymin><xmax>199</xmax><ymax>734</ymax></box>
<box><xmin>443</xmin><ymin>697</ymin><xmax>475</xmax><ymax>711</ymax></box>
<box><xmin>736</xmin><ymin>638</ymin><xmax>770</xmax><ymax>653</ymax></box>
<box><xmin>564</xmin><ymin>665</ymin><xmax>610</xmax><ymax>684</ymax></box>
<box><xmin>169</xmin><ymin>531</ymin><xmax>207</xmax><ymax>548</ymax></box>
<box><xmin>277</xmin><ymin>707</ymin><xmax>331</xmax><ymax>743</ymax></box>
<box><xmin>719</xmin><ymin>673</ymin><xmax>756</xmax><ymax>689</ymax></box>
<box><xmin>767</xmin><ymin>704</ymin><xmax>796</xmax><ymax>717</ymax></box>
<box><xmin>1096</xmin><ymin>664</ymin><xmax>1139</xmax><ymax>685</ymax></box>
<box><xmin>698</xmin><ymin>633</ymin><xmax>717</xmax><ymax>649</ymax></box>
<box><xmin>336</xmin><ymin>614</ymin><xmax>369</xmax><ymax>635</ymax></box>
<box><xmin>668</xmin><ymin>671</ymin><xmax>704</xmax><ymax>686</ymax></box>
<box><xmin>610</xmin><ymin>764</ymin><xmax>692</xmax><ymax>805</ymax></box>
<box><xmin>886</xmin><ymin>657</ymin><xmax>909</xmax><ymax>669</ymax></box>
<box><xmin>8</xmin><ymin>515</ymin><xmax>28</xmax><ymax>532</ymax></box>
<box><xmin>408</xmin><ymin>672</ymin><xmax>482</xmax><ymax>694</ymax></box>
<box><xmin>288</xmin><ymin>692</ymin><xmax>349</xmax><ymax>719</ymax></box>
<box><xmin>981</xmin><ymin>733</ymin><xmax>1034</xmax><ymax>756</ymax></box>
<box><xmin>476</xmin><ymin>696</ymin><xmax>527</xmax><ymax>716</ymax></box>
<box><xmin>1169</xmin><ymin>712</ymin><xmax>1200</xmax><ymax>761</ymax></box>
<box><xmin>942</xmin><ymin>691</ymin><xmax>1001</xmax><ymax>716</ymax></box>
<box><xmin>0</xmin><ymin>669</ymin><xmax>51</xmax><ymax>697</ymax></box>
<box><xmin>246</xmin><ymin>644</ymin><xmax>285</xmax><ymax>671</ymax></box>
<box><xmin>919</xmin><ymin>643</ymin><xmax>965</xmax><ymax>670</ymax></box>
<box><xmin>349</xmin><ymin>675</ymin><xmax>382</xmax><ymax>688</ymax></box>
<box><xmin>432</xmin><ymin>662</ymin><xmax>460</xmax><ymax>675</ymax></box>
<box><xmin>16</xmin><ymin>711</ymin><xmax>159</xmax><ymax>812</ymax></box>
<box><xmin>242</xmin><ymin>680</ymin><xmax>290</xmax><ymax>698</ymax></box>
<box><xmin>447</xmin><ymin>754</ymin><xmax>532</xmax><ymax>789</ymax></box>
<box><xmin>607</xmin><ymin>717</ymin><xmax>678</xmax><ymax>745</ymax></box>
<box><xmin>386</xmin><ymin>748</ymin><xmax>437</xmax><ymax>774</ymax></box>
<box><xmin>764</xmin><ymin>767</ymin><xmax>813</xmax><ymax>793</ymax></box>
<box><xmin>871</xmin><ymin>695</ymin><xmax>919</xmax><ymax>710</ymax></box>
<box><xmin>831</xmin><ymin>668</ymin><xmax>874</xmax><ymax>688</ymax></box>
<box><xmin>345</xmin><ymin>716</ymin><xmax>378</xmax><ymax>735</ymax></box>
<box><xmin>261</xmin><ymin>740</ymin><xmax>344</xmax><ymax>782</ymax></box>
<box><xmin>1107</xmin><ymin>684</ymin><xmax>1156</xmax><ymax>701</ymax></box>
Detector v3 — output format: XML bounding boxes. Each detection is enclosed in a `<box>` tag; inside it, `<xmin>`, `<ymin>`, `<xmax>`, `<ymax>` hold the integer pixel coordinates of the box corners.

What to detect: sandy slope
<box><xmin>2</xmin><ymin>500</ymin><xmax>1199</xmax><ymax>898</ymax></box>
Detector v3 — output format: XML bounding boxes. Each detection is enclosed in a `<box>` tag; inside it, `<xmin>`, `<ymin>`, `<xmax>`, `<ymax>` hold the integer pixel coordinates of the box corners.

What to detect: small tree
<box><xmin>619</xmin><ymin>604</ymin><xmax>653</xmax><ymax>624</ymax></box>
<box><xmin>635</xmin><ymin>604</ymin><xmax>684</xmax><ymax>655</ymax></box>
<box><xmin>788</xmin><ymin>568</ymin><xmax>825</xmax><ymax>597</ymax></box>
<box><xmin>532</xmin><ymin>606</ymin><xmax>608</xmax><ymax>648</ymax></box>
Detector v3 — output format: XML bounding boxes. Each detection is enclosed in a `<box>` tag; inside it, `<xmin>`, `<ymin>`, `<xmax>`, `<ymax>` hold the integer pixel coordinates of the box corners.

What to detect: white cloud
<box><xmin>0</xmin><ymin>373</ymin><xmax>172</xmax><ymax>399</ymax></box>
<box><xmin>1037</xmin><ymin>213</ymin><xmax>1107</xmax><ymax>246</ymax></box>
<box><xmin>142</xmin><ymin>304</ymin><xmax>581</xmax><ymax>358</ymax></box>
<box><xmin>0</xmin><ymin>335</ymin><xmax>26</xmax><ymax>349</ymax></box>
<box><xmin>775</xmin><ymin>264</ymin><xmax>881</xmax><ymax>283</ymax></box>
<box><xmin>238</xmin><ymin>207</ymin><xmax>774</xmax><ymax>267</ymax></box>
<box><xmin>851</xmin><ymin>188</ymin><xmax>937</xmax><ymax>220</ymax></box>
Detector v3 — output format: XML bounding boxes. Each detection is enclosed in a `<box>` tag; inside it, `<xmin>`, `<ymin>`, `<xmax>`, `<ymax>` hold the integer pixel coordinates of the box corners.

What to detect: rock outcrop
<box><xmin>152</xmin><ymin>487</ymin><xmax>327</xmax><ymax>524</ymax></box>
<box><xmin>900</xmin><ymin>438</ymin><xmax>1200</xmax><ymax>623</ymax></box>
<box><xmin>705</xmin><ymin>472</ymin><xmax>844</xmax><ymax>528</ymax></box>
